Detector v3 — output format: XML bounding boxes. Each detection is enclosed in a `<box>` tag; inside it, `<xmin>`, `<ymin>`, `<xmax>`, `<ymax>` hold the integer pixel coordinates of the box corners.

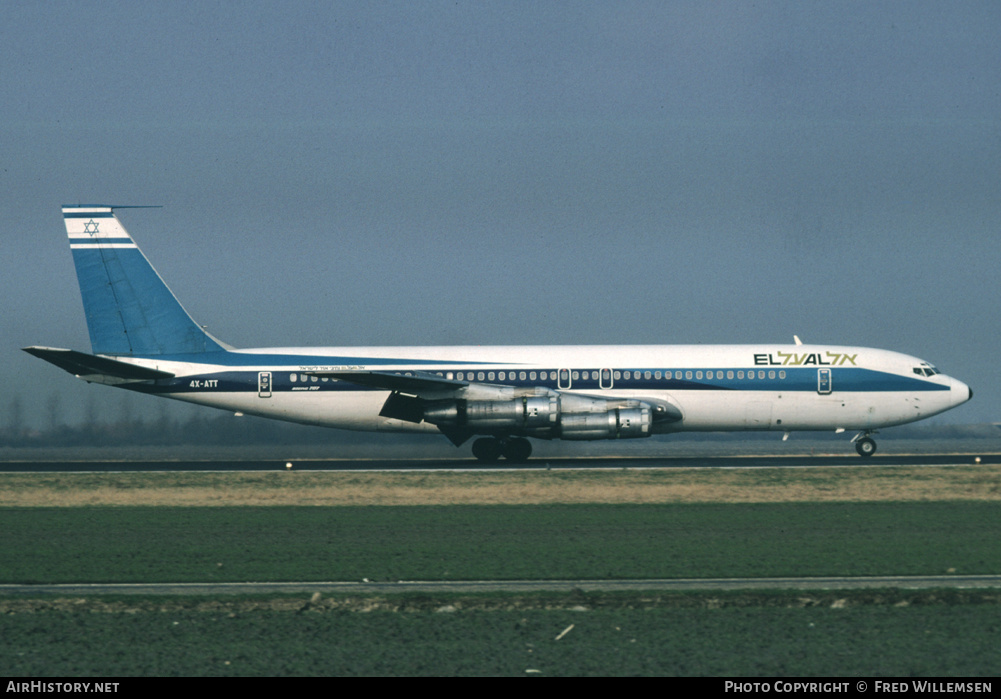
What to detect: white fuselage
<box><xmin>123</xmin><ymin>342</ymin><xmax>971</xmax><ymax>437</ymax></box>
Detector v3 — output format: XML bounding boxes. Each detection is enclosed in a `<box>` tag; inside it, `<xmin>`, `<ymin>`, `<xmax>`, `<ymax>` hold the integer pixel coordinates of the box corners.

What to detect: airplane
<box><xmin>25</xmin><ymin>205</ymin><xmax>972</xmax><ymax>461</ymax></box>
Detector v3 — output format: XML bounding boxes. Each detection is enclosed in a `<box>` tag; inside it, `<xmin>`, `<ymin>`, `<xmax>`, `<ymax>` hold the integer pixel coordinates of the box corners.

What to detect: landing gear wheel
<box><xmin>471</xmin><ymin>437</ymin><xmax>501</xmax><ymax>462</ymax></box>
<box><xmin>855</xmin><ymin>437</ymin><xmax>877</xmax><ymax>458</ymax></box>
<box><xmin>501</xmin><ymin>437</ymin><xmax>533</xmax><ymax>463</ymax></box>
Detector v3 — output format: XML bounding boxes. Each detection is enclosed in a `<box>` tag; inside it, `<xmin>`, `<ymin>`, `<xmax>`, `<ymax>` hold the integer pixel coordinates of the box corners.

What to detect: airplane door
<box><xmin>558</xmin><ymin>369</ymin><xmax>572</xmax><ymax>389</ymax></box>
<box><xmin>258</xmin><ymin>371</ymin><xmax>272</xmax><ymax>398</ymax></box>
<box><xmin>600</xmin><ymin>368</ymin><xmax>613</xmax><ymax>389</ymax></box>
<box><xmin>817</xmin><ymin>368</ymin><xmax>832</xmax><ymax>395</ymax></box>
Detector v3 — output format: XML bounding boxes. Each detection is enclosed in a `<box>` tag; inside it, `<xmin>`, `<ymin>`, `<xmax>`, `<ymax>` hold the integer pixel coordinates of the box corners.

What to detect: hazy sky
<box><xmin>3</xmin><ymin>1</ymin><xmax>999</xmax><ymax>428</ymax></box>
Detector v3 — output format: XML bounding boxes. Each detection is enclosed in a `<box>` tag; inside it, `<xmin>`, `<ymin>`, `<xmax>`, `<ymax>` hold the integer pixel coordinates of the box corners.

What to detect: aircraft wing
<box><xmin>22</xmin><ymin>346</ymin><xmax>175</xmax><ymax>381</ymax></box>
<box><xmin>306</xmin><ymin>369</ymin><xmax>469</xmax><ymax>394</ymax></box>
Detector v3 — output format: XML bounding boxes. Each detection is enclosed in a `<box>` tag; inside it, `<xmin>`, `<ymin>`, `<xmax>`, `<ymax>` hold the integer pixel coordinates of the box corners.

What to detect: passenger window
<box><xmin>727</xmin><ymin>371</ymin><xmax>734</xmax><ymax>379</ymax></box>
<box><xmin>478</xmin><ymin>372</ymin><xmax>485</xmax><ymax>381</ymax></box>
<box><xmin>290</xmin><ymin>374</ymin><xmax>297</xmax><ymax>382</ymax></box>
<box><xmin>665</xmin><ymin>371</ymin><xmax>672</xmax><ymax>379</ymax></box>
<box><xmin>737</xmin><ymin>371</ymin><xmax>744</xmax><ymax>379</ymax></box>
<box><xmin>530</xmin><ymin>371</ymin><xmax>537</xmax><ymax>380</ymax></box>
<box><xmin>685</xmin><ymin>371</ymin><xmax>692</xmax><ymax>380</ymax></box>
<box><xmin>779</xmin><ymin>371</ymin><xmax>786</xmax><ymax>379</ymax></box>
<box><xmin>768</xmin><ymin>371</ymin><xmax>775</xmax><ymax>379</ymax></box>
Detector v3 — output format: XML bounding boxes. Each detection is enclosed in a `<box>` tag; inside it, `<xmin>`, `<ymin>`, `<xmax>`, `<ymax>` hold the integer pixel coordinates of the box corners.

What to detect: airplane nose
<box><xmin>952</xmin><ymin>378</ymin><xmax>972</xmax><ymax>405</ymax></box>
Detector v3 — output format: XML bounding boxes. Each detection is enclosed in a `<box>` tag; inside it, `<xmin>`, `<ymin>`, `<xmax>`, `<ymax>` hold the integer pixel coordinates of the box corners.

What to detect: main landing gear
<box><xmin>471</xmin><ymin>436</ymin><xmax>533</xmax><ymax>463</ymax></box>
<box><xmin>852</xmin><ymin>431</ymin><xmax>878</xmax><ymax>458</ymax></box>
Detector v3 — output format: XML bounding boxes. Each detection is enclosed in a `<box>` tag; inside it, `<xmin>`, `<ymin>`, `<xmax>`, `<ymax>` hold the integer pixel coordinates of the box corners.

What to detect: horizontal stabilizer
<box><xmin>23</xmin><ymin>346</ymin><xmax>174</xmax><ymax>381</ymax></box>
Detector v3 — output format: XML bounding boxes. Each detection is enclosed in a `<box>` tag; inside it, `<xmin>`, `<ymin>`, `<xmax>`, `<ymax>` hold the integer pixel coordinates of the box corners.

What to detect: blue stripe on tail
<box><xmin>63</xmin><ymin>205</ymin><xmax>226</xmax><ymax>356</ymax></box>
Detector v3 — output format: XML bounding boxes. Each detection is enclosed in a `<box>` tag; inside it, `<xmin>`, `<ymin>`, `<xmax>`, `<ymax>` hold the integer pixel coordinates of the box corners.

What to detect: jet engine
<box><xmin>421</xmin><ymin>392</ymin><xmax>654</xmax><ymax>440</ymax></box>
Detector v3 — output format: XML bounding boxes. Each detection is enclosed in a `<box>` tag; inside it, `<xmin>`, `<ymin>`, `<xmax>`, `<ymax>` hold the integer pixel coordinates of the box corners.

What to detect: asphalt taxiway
<box><xmin>0</xmin><ymin>452</ymin><xmax>997</xmax><ymax>472</ymax></box>
<box><xmin>2</xmin><ymin>575</ymin><xmax>1001</xmax><ymax>597</ymax></box>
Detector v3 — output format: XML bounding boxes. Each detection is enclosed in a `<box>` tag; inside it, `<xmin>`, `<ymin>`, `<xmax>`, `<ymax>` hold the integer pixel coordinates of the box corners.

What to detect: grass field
<box><xmin>1</xmin><ymin>502</ymin><xmax>1000</xmax><ymax>583</ymax></box>
<box><xmin>2</xmin><ymin>465</ymin><xmax>1000</xmax><ymax>676</ymax></box>
<box><xmin>1</xmin><ymin>463</ymin><xmax>999</xmax><ymax>506</ymax></box>
<box><xmin>4</xmin><ymin>593</ymin><xmax>1001</xmax><ymax>676</ymax></box>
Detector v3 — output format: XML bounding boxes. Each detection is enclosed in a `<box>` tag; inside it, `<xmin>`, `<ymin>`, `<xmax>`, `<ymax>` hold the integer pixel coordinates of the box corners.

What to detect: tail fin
<box><xmin>63</xmin><ymin>205</ymin><xmax>228</xmax><ymax>356</ymax></box>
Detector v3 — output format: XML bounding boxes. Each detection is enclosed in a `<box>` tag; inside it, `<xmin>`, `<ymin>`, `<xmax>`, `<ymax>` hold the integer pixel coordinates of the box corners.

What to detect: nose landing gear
<box><xmin>852</xmin><ymin>431</ymin><xmax>878</xmax><ymax>457</ymax></box>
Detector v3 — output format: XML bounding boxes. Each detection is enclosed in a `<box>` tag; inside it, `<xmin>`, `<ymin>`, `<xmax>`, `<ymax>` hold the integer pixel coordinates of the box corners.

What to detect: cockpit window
<box><xmin>913</xmin><ymin>364</ymin><xmax>940</xmax><ymax>378</ymax></box>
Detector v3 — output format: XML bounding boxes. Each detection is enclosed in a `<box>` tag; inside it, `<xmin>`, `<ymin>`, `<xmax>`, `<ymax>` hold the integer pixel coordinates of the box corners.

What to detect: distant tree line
<box><xmin>0</xmin><ymin>392</ymin><xmax>386</xmax><ymax>448</ymax></box>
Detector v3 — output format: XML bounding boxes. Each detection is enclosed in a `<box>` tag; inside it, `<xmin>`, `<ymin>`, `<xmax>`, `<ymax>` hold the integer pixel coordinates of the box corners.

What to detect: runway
<box><xmin>1</xmin><ymin>452</ymin><xmax>996</xmax><ymax>472</ymax></box>
<box><xmin>3</xmin><ymin>575</ymin><xmax>1001</xmax><ymax>597</ymax></box>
